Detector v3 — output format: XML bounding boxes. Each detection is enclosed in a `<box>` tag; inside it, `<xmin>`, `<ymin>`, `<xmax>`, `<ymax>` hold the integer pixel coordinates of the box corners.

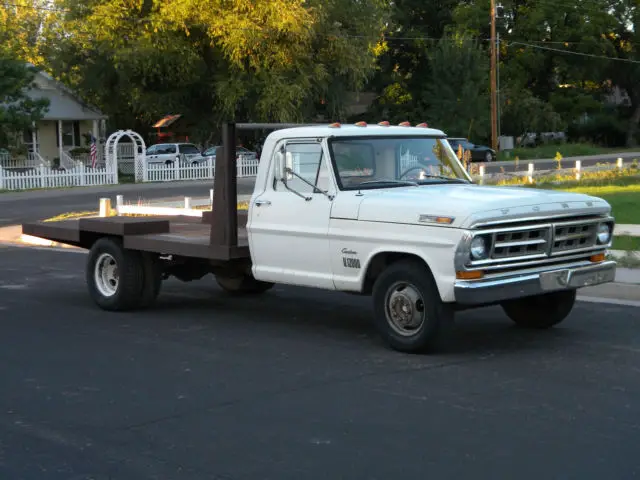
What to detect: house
<box><xmin>20</xmin><ymin>65</ymin><xmax>108</xmax><ymax>167</ymax></box>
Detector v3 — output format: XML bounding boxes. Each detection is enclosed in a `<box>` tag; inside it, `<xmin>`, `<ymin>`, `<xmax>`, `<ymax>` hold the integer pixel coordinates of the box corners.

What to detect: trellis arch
<box><xmin>105</xmin><ymin>130</ymin><xmax>146</xmax><ymax>182</ymax></box>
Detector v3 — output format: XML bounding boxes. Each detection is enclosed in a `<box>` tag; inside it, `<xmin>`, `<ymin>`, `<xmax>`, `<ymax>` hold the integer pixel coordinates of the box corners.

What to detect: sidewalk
<box><xmin>616</xmin><ymin>224</ymin><xmax>640</xmax><ymax>236</ymax></box>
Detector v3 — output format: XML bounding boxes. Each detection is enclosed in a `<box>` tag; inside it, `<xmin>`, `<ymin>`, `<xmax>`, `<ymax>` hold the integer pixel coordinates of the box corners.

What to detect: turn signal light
<box><xmin>456</xmin><ymin>270</ymin><xmax>484</xmax><ymax>280</ymax></box>
<box><xmin>590</xmin><ymin>253</ymin><xmax>606</xmax><ymax>263</ymax></box>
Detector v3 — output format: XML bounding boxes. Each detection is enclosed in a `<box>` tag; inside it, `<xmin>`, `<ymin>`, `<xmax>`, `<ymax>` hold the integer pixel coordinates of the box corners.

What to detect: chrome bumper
<box><xmin>454</xmin><ymin>260</ymin><xmax>617</xmax><ymax>306</ymax></box>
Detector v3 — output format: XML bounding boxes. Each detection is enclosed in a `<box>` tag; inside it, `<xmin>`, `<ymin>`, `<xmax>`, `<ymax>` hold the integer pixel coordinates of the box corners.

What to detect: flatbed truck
<box><xmin>22</xmin><ymin>122</ymin><xmax>617</xmax><ymax>353</ymax></box>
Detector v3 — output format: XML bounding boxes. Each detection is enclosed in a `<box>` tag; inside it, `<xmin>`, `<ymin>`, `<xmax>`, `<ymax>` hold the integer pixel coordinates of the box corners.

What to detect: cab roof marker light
<box><xmin>354</xmin><ymin>121</ymin><xmax>367</xmax><ymax>127</ymax></box>
<box><xmin>328</xmin><ymin>122</ymin><xmax>341</xmax><ymax>128</ymax></box>
<box><xmin>398</xmin><ymin>121</ymin><xmax>411</xmax><ymax>127</ymax></box>
<box><xmin>378</xmin><ymin>121</ymin><xmax>390</xmax><ymax>126</ymax></box>
<box><xmin>416</xmin><ymin>122</ymin><xmax>429</xmax><ymax>128</ymax></box>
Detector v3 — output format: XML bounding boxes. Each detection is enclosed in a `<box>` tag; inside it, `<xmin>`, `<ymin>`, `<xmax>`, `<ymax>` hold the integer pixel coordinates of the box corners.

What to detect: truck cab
<box><xmin>246</xmin><ymin>122</ymin><xmax>616</xmax><ymax>351</ymax></box>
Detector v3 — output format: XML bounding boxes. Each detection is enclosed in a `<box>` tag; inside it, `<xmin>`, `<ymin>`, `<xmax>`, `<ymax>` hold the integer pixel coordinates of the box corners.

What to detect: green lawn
<box><xmin>612</xmin><ymin>235</ymin><xmax>640</xmax><ymax>251</ymax></box>
<box><xmin>552</xmin><ymin>183</ymin><xmax>640</xmax><ymax>224</ymax></box>
<box><xmin>498</xmin><ymin>143</ymin><xmax>639</xmax><ymax>161</ymax></box>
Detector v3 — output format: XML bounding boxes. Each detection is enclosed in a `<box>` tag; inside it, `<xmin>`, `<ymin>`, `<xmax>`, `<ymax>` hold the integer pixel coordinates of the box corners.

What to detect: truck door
<box><xmin>247</xmin><ymin>139</ymin><xmax>336</xmax><ymax>289</ymax></box>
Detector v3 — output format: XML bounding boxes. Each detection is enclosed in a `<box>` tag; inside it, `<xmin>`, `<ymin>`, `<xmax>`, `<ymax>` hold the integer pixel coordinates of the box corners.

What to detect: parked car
<box><xmin>202</xmin><ymin>145</ymin><xmax>257</xmax><ymax>160</ymax></box>
<box><xmin>447</xmin><ymin>138</ymin><xmax>496</xmax><ymax>162</ymax></box>
<box><xmin>145</xmin><ymin>143</ymin><xmax>206</xmax><ymax>165</ymax></box>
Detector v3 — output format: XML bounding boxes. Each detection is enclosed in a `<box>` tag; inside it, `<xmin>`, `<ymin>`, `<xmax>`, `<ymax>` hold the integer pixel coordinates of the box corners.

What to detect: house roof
<box><xmin>23</xmin><ymin>65</ymin><xmax>107</xmax><ymax>121</ymax></box>
<box><xmin>153</xmin><ymin>114</ymin><xmax>182</xmax><ymax>128</ymax></box>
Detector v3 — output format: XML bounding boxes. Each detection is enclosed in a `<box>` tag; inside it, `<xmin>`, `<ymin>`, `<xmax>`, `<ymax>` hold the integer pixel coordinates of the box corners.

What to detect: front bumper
<box><xmin>454</xmin><ymin>260</ymin><xmax>617</xmax><ymax>306</ymax></box>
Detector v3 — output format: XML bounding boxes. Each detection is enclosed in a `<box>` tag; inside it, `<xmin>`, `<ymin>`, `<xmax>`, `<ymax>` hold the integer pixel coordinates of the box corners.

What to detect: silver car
<box><xmin>145</xmin><ymin>143</ymin><xmax>205</xmax><ymax>165</ymax></box>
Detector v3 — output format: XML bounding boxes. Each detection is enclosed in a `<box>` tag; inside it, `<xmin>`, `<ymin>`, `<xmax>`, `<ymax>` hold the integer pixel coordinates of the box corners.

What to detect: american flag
<box><xmin>90</xmin><ymin>133</ymin><xmax>97</xmax><ymax>168</ymax></box>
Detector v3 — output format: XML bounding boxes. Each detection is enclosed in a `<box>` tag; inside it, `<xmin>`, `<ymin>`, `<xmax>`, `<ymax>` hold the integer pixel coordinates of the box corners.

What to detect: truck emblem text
<box><xmin>343</xmin><ymin>257</ymin><xmax>361</xmax><ymax>269</ymax></box>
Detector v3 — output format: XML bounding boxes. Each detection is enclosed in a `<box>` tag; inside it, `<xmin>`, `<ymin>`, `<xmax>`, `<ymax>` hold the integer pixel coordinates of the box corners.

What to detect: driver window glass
<box><xmin>275</xmin><ymin>142</ymin><xmax>330</xmax><ymax>194</ymax></box>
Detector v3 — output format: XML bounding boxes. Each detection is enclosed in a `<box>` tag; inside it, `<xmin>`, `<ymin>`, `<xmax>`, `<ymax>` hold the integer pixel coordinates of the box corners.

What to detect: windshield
<box><xmin>328</xmin><ymin>136</ymin><xmax>471</xmax><ymax>190</ymax></box>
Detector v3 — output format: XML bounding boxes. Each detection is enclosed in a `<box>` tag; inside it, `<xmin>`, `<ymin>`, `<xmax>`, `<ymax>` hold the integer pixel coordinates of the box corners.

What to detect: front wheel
<box><xmin>501</xmin><ymin>290</ymin><xmax>576</xmax><ymax>329</ymax></box>
<box><xmin>372</xmin><ymin>259</ymin><xmax>454</xmax><ymax>353</ymax></box>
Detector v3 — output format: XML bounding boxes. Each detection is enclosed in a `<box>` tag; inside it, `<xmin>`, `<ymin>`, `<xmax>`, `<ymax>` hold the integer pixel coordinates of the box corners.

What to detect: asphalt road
<box><xmin>483</xmin><ymin>151</ymin><xmax>640</xmax><ymax>174</ymax></box>
<box><xmin>1</xmin><ymin>245</ymin><xmax>639</xmax><ymax>479</ymax></box>
<box><xmin>0</xmin><ymin>178</ymin><xmax>256</xmax><ymax>227</ymax></box>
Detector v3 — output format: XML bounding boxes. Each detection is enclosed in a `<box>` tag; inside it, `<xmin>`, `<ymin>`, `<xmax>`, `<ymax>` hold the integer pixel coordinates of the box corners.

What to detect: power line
<box><xmin>508</xmin><ymin>40</ymin><xmax>640</xmax><ymax>64</ymax></box>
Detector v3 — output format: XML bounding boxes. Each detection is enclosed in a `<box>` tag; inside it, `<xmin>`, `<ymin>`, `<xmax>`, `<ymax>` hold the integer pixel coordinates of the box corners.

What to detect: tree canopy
<box><xmin>2</xmin><ymin>0</ymin><xmax>639</xmax><ymax>146</ymax></box>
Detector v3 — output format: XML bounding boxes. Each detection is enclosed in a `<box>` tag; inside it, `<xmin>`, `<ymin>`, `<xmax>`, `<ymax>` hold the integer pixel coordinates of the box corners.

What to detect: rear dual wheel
<box><xmin>86</xmin><ymin>238</ymin><xmax>162</xmax><ymax>311</ymax></box>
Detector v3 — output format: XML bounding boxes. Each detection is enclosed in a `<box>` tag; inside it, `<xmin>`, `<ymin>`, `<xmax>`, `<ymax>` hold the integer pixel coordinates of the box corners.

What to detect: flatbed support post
<box><xmin>209</xmin><ymin>122</ymin><xmax>238</xmax><ymax>252</ymax></box>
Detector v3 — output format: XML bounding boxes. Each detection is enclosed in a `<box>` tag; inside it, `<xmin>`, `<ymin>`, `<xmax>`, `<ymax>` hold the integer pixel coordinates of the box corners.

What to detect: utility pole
<box><xmin>490</xmin><ymin>0</ymin><xmax>498</xmax><ymax>152</ymax></box>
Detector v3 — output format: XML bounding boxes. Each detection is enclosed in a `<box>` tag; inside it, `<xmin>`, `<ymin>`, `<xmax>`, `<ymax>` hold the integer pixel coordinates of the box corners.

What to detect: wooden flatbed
<box><xmin>18</xmin><ymin>122</ymin><xmax>307</xmax><ymax>310</ymax></box>
<box><xmin>21</xmin><ymin>123</ymin><xmax>255</xmax><ymax>262</ymax></box>
<box><xmin>22</xmin><ymin>212</ymin><xmax>250</xmax><ymax>260</ymax></box>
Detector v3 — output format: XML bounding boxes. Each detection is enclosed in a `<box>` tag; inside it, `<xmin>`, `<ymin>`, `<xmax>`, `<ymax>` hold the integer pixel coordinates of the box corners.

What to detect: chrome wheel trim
<box><xmin>94</xmin><ymin>253</ymin><xmax>119</xmax><ymax>297</ymax></box>
<box><xmin>384</xmin><ymin>281</ymin><xmax>426</xmax><ymax>337</ymax></box>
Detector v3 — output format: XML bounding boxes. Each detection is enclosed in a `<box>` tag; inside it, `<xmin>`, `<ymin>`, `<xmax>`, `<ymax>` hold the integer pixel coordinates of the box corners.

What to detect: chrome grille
<box><xmin>464</xmin><ymin>215</ymin><xmax>614</xmax><ymax>271</ymax></box>
<box><xmin>492</xmin><ymin>227</ymin><xmax>549</xmax><ymax>259</ymax></box>
<box><xmin>553</xmin><ymin>223</ymin><xmax>597</xmax><ymax>253</ymax></box>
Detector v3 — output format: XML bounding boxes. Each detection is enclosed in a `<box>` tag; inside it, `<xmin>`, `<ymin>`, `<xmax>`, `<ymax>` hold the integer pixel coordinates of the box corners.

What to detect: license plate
<box><xmin>540</xmin><ymin>267</ymin><xmax>615</xmax><ymax>291</ymax></box>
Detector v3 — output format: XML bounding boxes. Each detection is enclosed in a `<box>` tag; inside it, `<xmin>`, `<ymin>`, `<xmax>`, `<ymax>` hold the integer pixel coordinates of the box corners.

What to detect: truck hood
<box><xmin>331</xmin><ymin>184</ymin><xmax>611</xmax><ymax>228</ymax></box>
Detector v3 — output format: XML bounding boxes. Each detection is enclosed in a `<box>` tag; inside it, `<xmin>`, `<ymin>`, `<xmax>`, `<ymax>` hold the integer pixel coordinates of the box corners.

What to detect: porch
<box><xmin>0</xmin><ymin>68</ymin><xmax>108</xmax><ymax>171</ymax></box>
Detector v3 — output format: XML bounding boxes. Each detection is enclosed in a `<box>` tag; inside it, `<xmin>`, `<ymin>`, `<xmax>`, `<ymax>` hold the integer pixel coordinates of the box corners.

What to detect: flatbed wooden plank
<box><xmin>22</xmin><ymin>219</ymin><xmax>81</xmax><ymax>245</ymax></box>
<box><xmin>123</xmin><ymin>222</ymin><xmax>249</xmax><ymax>261</ymax></box>
<box><xmin>79</xmin><ymin>216</ymin><xmax>170</xmax><ymax>236</ymax></box>
<box><xmin>21</xmin><ymin>216</ymin><xmax>250</xmax><ymax>261</ymax></box>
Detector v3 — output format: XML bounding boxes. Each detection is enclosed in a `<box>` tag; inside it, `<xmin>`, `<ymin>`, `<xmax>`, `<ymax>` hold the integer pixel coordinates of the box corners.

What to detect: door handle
<box><xmin>255</xmin><ymin>199</ymin><xmax>271</xmax><ymax>207</ymax></box>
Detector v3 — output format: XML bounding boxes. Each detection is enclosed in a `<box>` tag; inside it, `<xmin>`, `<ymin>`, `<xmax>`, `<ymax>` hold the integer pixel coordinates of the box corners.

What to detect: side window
<box><xmin>275</xmin><ymin>142</ymin><xmax>330</xmax><ymax>194</ymax></box>
<box><xmin>146</xmin><ymin>145</ymin><xmax>157</xmax><ymax>155</ymax></box>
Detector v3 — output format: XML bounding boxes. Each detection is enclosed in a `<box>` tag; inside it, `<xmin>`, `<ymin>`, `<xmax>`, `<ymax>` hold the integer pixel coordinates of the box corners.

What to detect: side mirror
<box><xmin>285</xmin><ymin>151</ymin><xmax>294</xmax><ymax>180</ymax></box>
<box><xmin>274</xmin><ymin>150</ymin><xmax>285</xmax><ymax>180</ymax></box>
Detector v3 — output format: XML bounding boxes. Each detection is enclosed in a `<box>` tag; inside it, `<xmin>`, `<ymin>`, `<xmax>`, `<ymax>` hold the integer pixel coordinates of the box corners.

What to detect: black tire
<box><xmin>371</xmin><ymin>259</ymin><xmax>454</xmax><ymax>353</ymax></box>
<box><xmin>139</xmin><ymin>252</ymin><xmax>163</xmax><ymax>308</ymax></box>
<box><xmin>501</xmin><ymin>290</ymin><xmax>576</xmax><ymax>329</ymax></box>
<box><xmin>215</xmin><ymin>274</ymin><xmax>274</xmax><ymax>295</ymax></box>
<box><xmin>86</xmin><ymin>237</ymin><xmax>145</xmax><ymax>311</ymax></box>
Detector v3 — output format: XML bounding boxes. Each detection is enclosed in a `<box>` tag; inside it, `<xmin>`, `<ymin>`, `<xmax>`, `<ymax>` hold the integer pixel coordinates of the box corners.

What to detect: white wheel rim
<box><xmin>94</xmin><ymin>253</ymin><xmax>119</xmax><ymax>297</ymax></box>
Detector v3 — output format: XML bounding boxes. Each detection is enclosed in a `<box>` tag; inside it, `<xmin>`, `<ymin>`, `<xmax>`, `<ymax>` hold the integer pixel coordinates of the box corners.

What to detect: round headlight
<box><xmin>596</xmin><ymin>223</ymin><xmax>611</xmax><ymax>244</ymax></box>
<box><xmin>470</xmin><ymin>236</ymin><xmax>488</xmax><ymax>260</ymax></box>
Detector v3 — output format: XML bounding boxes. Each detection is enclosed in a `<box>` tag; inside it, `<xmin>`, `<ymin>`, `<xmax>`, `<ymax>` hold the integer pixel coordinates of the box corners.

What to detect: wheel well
<box><xmin>362</xmin><ymin>252</ymin><xmax>431</xmax><ymax>295</ymax></box>
<box><xmin>79</xmin><ymin>232</ymin><xmax>119</xmax><ymax>250</ymax></box>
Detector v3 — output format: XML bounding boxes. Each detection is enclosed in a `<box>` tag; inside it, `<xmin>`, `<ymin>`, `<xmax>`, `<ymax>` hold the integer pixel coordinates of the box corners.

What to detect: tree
<box><xmin>35</xmin><ymin>0</ymin><xmax>388</xmax><ymax>144</ymax></box>
<box><xmin>423</xmin><ymin>36</ymin><xmax>490</xmax><ymax>141</ymax></box>
<box><xmin>0</xmin><ymin>53</ymin><xmax>50</xmax><ymax>149</ymax></box>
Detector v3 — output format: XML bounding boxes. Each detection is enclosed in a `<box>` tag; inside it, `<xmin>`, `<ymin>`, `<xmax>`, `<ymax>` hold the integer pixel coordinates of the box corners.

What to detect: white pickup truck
<box><xmin>23</xmin><ymin>121</ymin><xmax>617</xmax><ymax>353</ymax></box>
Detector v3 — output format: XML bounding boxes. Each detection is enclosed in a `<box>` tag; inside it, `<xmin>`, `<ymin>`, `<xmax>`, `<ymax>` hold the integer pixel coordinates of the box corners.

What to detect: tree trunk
<box><xmin>626</xmin><ymin>102</ymin><xmax>640</xmax><ymax>147</ymax></box>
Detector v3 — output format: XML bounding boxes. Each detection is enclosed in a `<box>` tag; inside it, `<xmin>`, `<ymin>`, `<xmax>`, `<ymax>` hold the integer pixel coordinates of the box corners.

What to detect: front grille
<box><xmin>467</xmin><ymin>215</ymin><xmax>613</xmax><ymax>270</ymax></box>
<box><xmin>492</xmin><ymin>227</ymin><xmax>549</xmax><ymax>259</ymax></box>
<box><xmin>553</xmin><ymin>223</ymin><xmax>597</xmax><ymax>252</ymax></box>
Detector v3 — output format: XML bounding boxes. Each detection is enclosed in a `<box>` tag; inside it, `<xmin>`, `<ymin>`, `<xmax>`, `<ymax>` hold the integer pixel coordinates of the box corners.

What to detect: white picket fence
<box><xmin>0</xmin><ymin>164</ymin><xmax>117</xmax><ymax>191</ymax></box>
<box><xmin>144</xmin><ymin>157</ymin><xmax>259</xmax><ymax>182</ymax></box>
